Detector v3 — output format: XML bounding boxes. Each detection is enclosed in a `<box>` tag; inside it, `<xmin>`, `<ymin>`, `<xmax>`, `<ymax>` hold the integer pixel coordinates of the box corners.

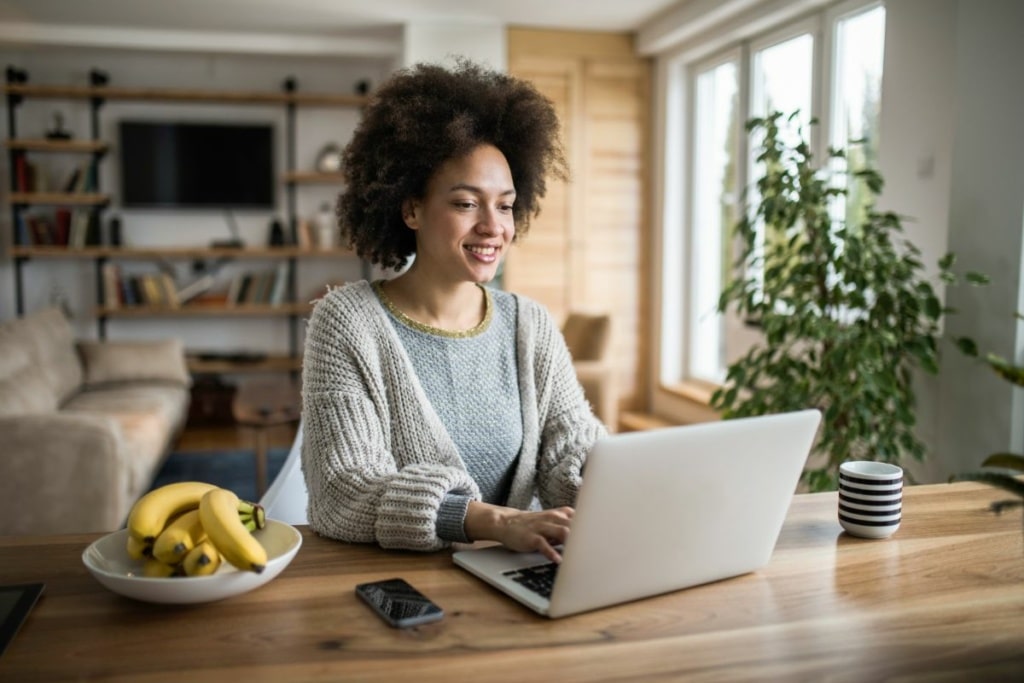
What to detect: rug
<box><xmin>147</xmin><ymin>447</ymin><xmax>289</xmax><ymax>503</ymax></box>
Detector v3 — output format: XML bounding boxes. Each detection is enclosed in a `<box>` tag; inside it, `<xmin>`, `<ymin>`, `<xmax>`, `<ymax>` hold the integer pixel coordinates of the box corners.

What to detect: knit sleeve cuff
<box><xmin>436</xmin><ymin>493</ymin><xmax>473</xmax><ymax>543</ymax></box>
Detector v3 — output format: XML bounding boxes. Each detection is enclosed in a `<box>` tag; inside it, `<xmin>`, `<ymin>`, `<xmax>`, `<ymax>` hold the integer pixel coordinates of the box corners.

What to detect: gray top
<box><xmin>378</xmin><ymin>284</ymin><xmax>523</xmax><ymax>541</ymax></box>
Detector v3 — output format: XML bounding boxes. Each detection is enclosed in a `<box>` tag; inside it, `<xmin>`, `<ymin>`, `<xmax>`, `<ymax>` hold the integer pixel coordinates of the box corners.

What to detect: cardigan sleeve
<box><xmin>300</xmin><ymin>287</ymin><xmax>480</xmax><ymax>551</ymax></box>
<box><xmin>524</xmin><ymin>302</ymin><xmax>608</xmax><ymax>509</ymax></box>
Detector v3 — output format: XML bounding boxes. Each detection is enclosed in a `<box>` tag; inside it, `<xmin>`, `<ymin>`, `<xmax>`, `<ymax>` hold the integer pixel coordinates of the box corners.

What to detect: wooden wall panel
<box><xmin>506</xmin><ymin>29</ymin><xmax>651</xmax><ymax>415</ymax></box>
<box><xmin>502</xmin><ymin>62</ymin><xmax>577</xmax><ymax>322</ymax></box>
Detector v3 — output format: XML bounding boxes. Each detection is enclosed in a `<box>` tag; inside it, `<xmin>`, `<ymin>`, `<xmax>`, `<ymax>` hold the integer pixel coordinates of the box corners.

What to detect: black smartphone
<box><xmin>355</xmin><ymin>578</ymin><xmax>444</xmax><ymax>628</ymax></box>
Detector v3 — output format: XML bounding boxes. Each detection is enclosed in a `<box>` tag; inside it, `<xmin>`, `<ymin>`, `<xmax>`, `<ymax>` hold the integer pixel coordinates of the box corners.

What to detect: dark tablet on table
<box><xmin>0</xmin><ymin>583</ymin><xmax>44</xmax><ymax>657</ymax></box>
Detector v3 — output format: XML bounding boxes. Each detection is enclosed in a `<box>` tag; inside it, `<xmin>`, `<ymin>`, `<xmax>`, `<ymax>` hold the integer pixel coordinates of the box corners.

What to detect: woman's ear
<box><xmin>401</xmin><ymin>198</ymin><xmax>420</xmax><ymax>230</ymax></box>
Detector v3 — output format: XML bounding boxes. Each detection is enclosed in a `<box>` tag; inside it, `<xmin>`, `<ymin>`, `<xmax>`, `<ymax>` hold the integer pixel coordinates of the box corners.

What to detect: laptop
<box><xmin>453</xmin><ymin>409</ymin><xmax>821</xmax><ymax>618</ymax></box>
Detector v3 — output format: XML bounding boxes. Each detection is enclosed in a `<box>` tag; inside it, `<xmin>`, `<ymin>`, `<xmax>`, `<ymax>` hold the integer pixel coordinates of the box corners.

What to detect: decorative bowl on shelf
<box><xmin>81</xmin><ymin>519</ymin><xmax>302</xmax><ymax>604</ymax></box>
<box><xmin>315</xmin><ymin>142</ymin><xmax>343</xmax><ymax>173</ymax></box>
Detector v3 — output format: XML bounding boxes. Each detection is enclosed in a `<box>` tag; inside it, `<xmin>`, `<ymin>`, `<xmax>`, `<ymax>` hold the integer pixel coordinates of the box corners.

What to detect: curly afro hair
<box><xmin>337</xmin><ymin>59</ymin><xmax>567</xmax><ymax>270</ymax></box>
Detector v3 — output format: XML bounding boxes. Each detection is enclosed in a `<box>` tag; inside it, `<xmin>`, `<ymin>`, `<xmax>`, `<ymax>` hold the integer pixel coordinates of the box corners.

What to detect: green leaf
<box><xmin>986</xmin><ymin>354</ymin><xmax>1024</xmax><ymax>386</ymax></box>
<box><xmin>938</xmin><ymin>252</ymin><xmax>955</xmax><ymax>270</ymax></box>
<box><xmin>953</xmin><ymin>336</ymin><xmax>979</xmax><ymax>357</ymax></box>
<box><xmin>980</xmin><ymin>453</ymin><xmax>1024</xmax><ymax>472</ymax></box>
<box><xmin>966</xmin><ymin>271</ymin><xmax>990</xmax><ymax>285</ymax></box>
<box><xmin>951</xmin><ymin>471</ymin><xmax>1024</xmax><ymax>499</ymax></box>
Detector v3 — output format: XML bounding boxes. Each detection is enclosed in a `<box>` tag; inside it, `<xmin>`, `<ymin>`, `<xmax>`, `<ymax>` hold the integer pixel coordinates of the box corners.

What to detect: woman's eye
<box><xmin>454</xmin><ymin>201</ymin><xmax>476</xmax><ymax>210</ymax></box>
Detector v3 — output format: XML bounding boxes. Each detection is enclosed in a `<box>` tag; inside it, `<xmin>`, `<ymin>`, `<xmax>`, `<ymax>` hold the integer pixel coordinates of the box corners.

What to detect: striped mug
<box><xmin>838</xmin><ymin>460</ymin><xmax>903</xmax><ymax>539</ymax></box>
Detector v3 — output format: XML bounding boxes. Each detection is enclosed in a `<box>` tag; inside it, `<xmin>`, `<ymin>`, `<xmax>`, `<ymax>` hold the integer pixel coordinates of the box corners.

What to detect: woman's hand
<box><xmin>464</xmin><ymin>502</ymin><xmax>574</xmax><ymax>563</ymax></box>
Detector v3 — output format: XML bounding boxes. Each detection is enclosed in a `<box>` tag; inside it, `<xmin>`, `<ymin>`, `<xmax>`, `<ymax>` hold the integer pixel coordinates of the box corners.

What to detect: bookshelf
<box><xmin>4</xmin><ymin>67</ymin><xmax>367</xmax><ymax>375</ymax></box>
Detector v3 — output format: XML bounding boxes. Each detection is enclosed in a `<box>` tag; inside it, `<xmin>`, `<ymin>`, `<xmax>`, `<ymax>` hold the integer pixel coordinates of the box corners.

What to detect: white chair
<box><xmin>259</xmin><ymin>421</ymin><xmax>309</xmax><ymax>525</ymax></box>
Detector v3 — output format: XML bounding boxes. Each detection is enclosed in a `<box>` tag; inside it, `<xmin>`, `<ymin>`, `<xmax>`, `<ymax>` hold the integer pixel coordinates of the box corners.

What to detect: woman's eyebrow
<box><xmin>448</xmin><ymin>182</ymin><xmax>516</xmax><ymax>196</ymax></box>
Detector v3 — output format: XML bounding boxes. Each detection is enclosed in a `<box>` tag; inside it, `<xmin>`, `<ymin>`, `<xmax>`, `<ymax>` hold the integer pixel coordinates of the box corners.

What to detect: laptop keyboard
<box><xmin>503</xmin><ymin>562</ymin><xmax>559</xmax><ymax>599</ymax></box>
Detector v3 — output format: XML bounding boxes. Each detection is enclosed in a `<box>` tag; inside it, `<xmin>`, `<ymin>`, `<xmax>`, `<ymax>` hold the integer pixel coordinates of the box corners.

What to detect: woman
<box><xmin>301</xmin><ymin>60</ymin><xmax>606</xmax><ymax>563</ymax></box>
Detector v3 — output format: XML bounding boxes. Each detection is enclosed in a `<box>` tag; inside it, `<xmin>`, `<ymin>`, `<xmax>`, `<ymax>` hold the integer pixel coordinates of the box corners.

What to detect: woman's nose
<box><xmin>476</xmin><ymin>206</ymin><xmax>505</xmax><ymax>235</ymax></box>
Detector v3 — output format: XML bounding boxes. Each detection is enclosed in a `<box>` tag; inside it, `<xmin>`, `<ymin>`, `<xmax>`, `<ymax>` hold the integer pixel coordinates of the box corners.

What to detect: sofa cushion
<box><xmin>0</xmin><ymin>338</ymin><xmax>30</xmax><ymax>381</ymax></box>
<box><xmin>79</xmin><ymin>339</ymin><xmax>191</xmax><ymax>389</ymax></box>
<box><xmin>63</xmin><ymin>384</ymin><xmax>190</xmax><ymax>498</ymax></box>
<box><xmin>0</xmin><ymin>307</ymin><xmax>82</xmax><ymax>404</ymax></box>
<box><xmin>0</xmin><ymin>364</ymin><xmax>60</xmax><ymax>416</ymax></box>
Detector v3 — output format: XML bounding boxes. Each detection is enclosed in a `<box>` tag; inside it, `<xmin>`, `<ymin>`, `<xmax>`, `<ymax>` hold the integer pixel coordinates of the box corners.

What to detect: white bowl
<box><xmin>82</xmin><ymin>519</ymin><xmax>302</xmax><ymax>604</ymax></box>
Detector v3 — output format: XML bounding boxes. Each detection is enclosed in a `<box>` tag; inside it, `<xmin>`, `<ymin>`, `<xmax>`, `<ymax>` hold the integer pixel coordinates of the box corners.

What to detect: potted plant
<box><xmin>711</xmin><ymin>111</ymin><xmax>987</xmax><ymax>492</ymax></box>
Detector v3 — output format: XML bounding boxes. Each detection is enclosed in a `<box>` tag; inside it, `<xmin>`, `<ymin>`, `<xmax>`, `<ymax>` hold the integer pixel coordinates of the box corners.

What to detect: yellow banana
<box><xmin>152</xmin><ymin>509</ymin><xmax>206</xmax><ymax>564</ymax></box>
<box><xmin>199</xmin><ymin>488</ymin><xmax>268</xmax><ymax>573</ymax></box>
<box><xmin>182</xmin><ymin>541</ymin><xmax>222</xmax><ymax>577</ymax></box>
<box><xmin>127</xmin><ymin>481</ymin><xmax>219</xmax><ymax>543</ymax></box>
<box><xmin>125</xmin><ymin>534</ymin><xmax>152</xmax><ymax>560</ymax></box>
<box><xmin>142</xmin><ymin>557</ymin><xmax>179</xmax><ymax>578</ymax></box>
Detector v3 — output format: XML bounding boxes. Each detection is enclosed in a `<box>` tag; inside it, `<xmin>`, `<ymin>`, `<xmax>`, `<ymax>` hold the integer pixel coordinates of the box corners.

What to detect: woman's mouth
<box><xmin>465</xmin><ymin>245</ymin><xmax>500</xmax><ymax>263</ymax></box>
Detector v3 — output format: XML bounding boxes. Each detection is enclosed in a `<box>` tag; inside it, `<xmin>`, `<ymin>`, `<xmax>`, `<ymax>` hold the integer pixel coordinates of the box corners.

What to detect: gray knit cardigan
<box><xmin>300</xmin><ymin>280</ymin><xmax>607</xmax><ymax>551</ymax></box>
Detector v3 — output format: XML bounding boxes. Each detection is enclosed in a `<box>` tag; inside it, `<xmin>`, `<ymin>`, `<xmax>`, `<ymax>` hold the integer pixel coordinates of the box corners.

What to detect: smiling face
<box><xmin>402</xmin><ymin>143</ymin><xmax>516</xmax><ymax>286</ymax></box>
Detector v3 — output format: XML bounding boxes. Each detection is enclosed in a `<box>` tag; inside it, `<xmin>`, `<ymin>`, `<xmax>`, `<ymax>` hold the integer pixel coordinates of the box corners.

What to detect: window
<box><xmin>830</xmin><ymin>4</ymin><xmax>885</xmax><ymax>226</ymax></box>
<box><xmin>663</xmin><ymin>0</ymin><xmax>885</xmax><ymax>391</ymax></box>
<box><xmin>687</xmin><ymin>58</ymin><xmax>738</xmax><ymax>382</ymax></box>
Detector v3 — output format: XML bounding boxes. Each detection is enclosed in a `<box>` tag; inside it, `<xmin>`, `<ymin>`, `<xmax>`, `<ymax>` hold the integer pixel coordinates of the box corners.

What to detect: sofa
<box><xmin>0</xmin><ymin>307</ymin><xmax>191</xmax><ymax>536</ymax></box>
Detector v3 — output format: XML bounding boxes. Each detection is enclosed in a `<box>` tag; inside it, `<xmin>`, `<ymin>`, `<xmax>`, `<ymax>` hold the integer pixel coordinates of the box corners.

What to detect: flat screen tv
<box><xmin>119</xmin><ymin>121</ymin><xmax>275</xmax><ymax>209</ymax></box>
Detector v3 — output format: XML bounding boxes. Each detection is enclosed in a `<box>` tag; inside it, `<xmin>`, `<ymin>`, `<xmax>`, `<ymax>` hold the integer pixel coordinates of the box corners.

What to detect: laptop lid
<box><xmin>453</xmin><ymin>409</ymin><xmax>821</xmax><ymax>618</ymax></box>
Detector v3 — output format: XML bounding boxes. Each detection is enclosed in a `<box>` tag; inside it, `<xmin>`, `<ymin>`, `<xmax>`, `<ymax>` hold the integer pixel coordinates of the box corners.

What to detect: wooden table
<box><xmin>1</xmin><ymin>482</ymin><xmax>1022</xmax><ymax>681</ymax></box>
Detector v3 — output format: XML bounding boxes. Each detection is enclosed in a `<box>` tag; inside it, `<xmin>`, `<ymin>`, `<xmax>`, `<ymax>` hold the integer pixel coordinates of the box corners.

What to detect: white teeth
<box><xmin>466</xmin><ymin>245</ymin><xmax>497</xmax><ymax>255</ymax></box>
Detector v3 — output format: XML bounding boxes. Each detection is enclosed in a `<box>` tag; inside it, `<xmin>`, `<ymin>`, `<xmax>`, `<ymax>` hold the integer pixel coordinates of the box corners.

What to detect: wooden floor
<box><xmin>173</xmin><ymin>422</ymin><xmax>299</xmax><ymax>452</ymax></box>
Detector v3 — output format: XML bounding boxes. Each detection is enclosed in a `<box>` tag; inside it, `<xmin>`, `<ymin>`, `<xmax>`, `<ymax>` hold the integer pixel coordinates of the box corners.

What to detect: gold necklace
<box><xmin>373</xmin><ymin>280</ymin><xmax>493</xmax><ymax>339</ymax></box>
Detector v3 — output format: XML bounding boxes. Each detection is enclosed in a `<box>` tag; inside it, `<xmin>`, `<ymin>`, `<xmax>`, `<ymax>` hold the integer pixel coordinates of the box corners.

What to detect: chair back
<box><xmin>259</xmin><ymin>421</ymin><xmax>309</xmax><ymax>525</ymax></box>
<box><xmin>562</xmin><ymin>312</ymin><xmax>611</xmax><ymax>362</ymax></box>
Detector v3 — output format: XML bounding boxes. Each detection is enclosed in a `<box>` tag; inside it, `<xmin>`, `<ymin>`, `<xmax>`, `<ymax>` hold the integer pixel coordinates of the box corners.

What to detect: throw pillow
<box><xmin>79</xmin><ymin>339</ymin><xmax>191</xmax><ymax>388</ymax></box>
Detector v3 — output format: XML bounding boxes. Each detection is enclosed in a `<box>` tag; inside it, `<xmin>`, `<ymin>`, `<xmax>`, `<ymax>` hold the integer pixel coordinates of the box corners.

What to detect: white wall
<box><xmin>877</xmin><ymin>0</ymin><xmax>1024</xmax><ymax>481</ymax></box>
<box><xmin>403</xmin><ymin>21</ymin><xmax>506</xmax><ymax>70</ymax></box>
<box><xmin>938</xmin><ymin>0</ymin><xmax>1024</xmax><ymax>477</ymax></box>
<box><xmin>0</xmin><ymin>46</ymin><xmax>391</xmax><ymax>356</ymax></box>
<box><xmin>874</xmin><ymin>0</ymin><xmax>959</xmax><ymax>483</ymax></box>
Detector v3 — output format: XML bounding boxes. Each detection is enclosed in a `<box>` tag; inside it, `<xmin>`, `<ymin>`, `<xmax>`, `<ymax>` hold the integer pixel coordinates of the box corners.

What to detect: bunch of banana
<box><xmin>125</xmin><ymin>481</ymin><xmax>266</xmax><ymax>577</ymax></box>
<box><xmin>199</xmin><ymin>488</ymin><xmax>268</xmax><ymax>574</ymax></box>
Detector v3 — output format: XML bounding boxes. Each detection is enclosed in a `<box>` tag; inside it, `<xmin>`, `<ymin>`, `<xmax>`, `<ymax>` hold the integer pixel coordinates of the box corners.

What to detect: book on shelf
<box><xmin>60</xmin><ymin>161</ymin><xmax>96</xmax><ymax>193</ymax></box>
<box><xmin>69</xmin><ymin>210</ymin><xmax>90</xmax><ymax>248</ymax></box>
<box><xmin>268</xmin><ymin>261</ymin><xmax>289</xmax><ymax>306</ymax></box>
<box><xmin>295</xmin><ymin>218</ymin><xmax>313</xmax><ymax>250</ymax></box>
<box><xmin>250</xmin><ymin>270</ymin><xmax>274</xmax><ymax>304</ymax></box>
<box><xmin>15</xmin><ymin>213</ymin><xmax>30</xmax><ymax>246</ymax></box>
<box><xmin>54</xmin><ymin>208</ymin><xmax>71</xmax><ymax>246</ymax></box>
<box><xmin>62</xmin><ymin>165</ymin><xmax>83</xmax><ymax>193</ymax></box>
<box><xmin>228</xmin><ymin>273</ymin><xmax>252</xmax><ymax>305</ymax></box>
<box><xmin>101</xmin><ymin>262</ymin><xmax>122</xmax><ymax>309</ymax></box>
<box><xmin>14</xmin><ymin>155</ymin><xmax>29</xmax><ymax>192</ymax></box>
<box><xmin>14</xmin><ymin>155</ymin><xmax>39</xmax><ymax>192</ymax></box>
<box><xmin>27</xmin><ymin>214</ymin><xmax>55</xmax><ymax>245</ymax></box>
<box><xmin>176</xmin><ymin>273</ymin><xmax>217</xmax><ymax>304</ymax></box>
<box><xmin>160</xmin><ymin>273</ymin><xmax>181</xmax><ymax>308</ymax></box>
<box><xmin>225</xmin><ymin>266</ymin><xmax>289</xmax><ymax>306</ymax></box>
<box><xmin>118</xmin><ymin>270</ymin><xmax>138</xmax><ymax>306</ymax></box>
<box><xmin>105</xmin><ymin>270</ymin><xmax>180</xmax><ymax>308</ymax></box>
<box><xmin>140</xmin><ymin>274</ymin><xmax>163</xmax><ymax>306</ymax></box>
